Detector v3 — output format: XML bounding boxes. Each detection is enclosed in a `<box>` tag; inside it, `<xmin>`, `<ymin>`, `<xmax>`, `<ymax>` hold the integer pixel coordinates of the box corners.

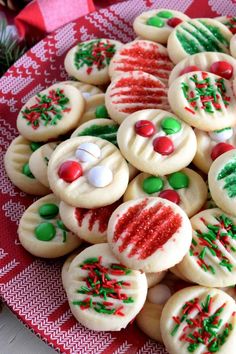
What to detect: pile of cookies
<box><xmin>5</xmin><ymin>8</ymin><xmax>236</xmax><ymax>354</ymax></box>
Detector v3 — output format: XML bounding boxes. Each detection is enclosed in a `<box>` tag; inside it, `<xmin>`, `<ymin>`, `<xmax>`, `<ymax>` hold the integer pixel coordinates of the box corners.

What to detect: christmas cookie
<box><xmin>77</xmin><ymin>94</ymin><xmax>109</xmax><ymax>126</ymax></box>
<box><xmin>59</xmin><ymin>199</ymin><xmax>121</xmax><ymax>244</ymax></box>
<box><xmin>4</xmin><ymin>135</ymin><xmax>50</xmax><ymax>195</ymax></box>
<box><xmin>193</xmin><ymin>127</ymin><xmax>236</xmax><ymax>174</ymax></box>
<box><xmin>230</xmin><ymin>34</ymin><xmax>236</xmax><ymax>58</ymax></box>
<box><xmin>169</xmin><ymin>52</ymin><xmax>236</xmax><ymax>85</ymax></box>
<box><xmin>54</xmin><ymin>80</ymin><xmax>103</xmax><ymax>100</ymax></box>
<box><xmin>109</xmin><ymin>40</ymin><xmax>174</xmax><ymax>84</ymax></box>
<box><xmin>66</xmin><ymin>243</ymin><xmax>147</xmax><ymax>331</ymax></box>
<box><xmin>105</xmin><ymin>71</ymin><xmax>169</xmax><ymax>125</ymax></box>
<box><xmin>16</xmin><ymin>83</ymin><xmax>85</xmax><ymax>142</ymax></box>
<box><xmin>167</xmin><ymin>18</ymin><xmax>232</xmax><ymax>64</ymax></box>
<box><xmin>208</xmin><ymin>149</ymin><xmax>236</xmax><ymax>215</ymax></box>
<box><xmin>18</xmin><ymin>194</ymin><xmax>81</xmax><ymax>258</ymax></box>
<box><xmin>146</xmin><ymin>271</ymin><xmax>167</xmax><ymax>288</ymax></box>
<box><xmin>107</xmin><ymin>197</ymin><xmax>192</xmax><ymax>272</ymax></box>
<box><xmin>216</xmin><ymin>16</ymin><xmax>236</xmax><ymax>34</ymax></box>
<box><xmin>168</xmin><ymin>71</ymin><xmax>236</xmax><ymax>131</ymax></box>
<box><xmin>178</xmin><ymin>208</ymin><xmax>236</xmax><ymax>287</ymax></box>
<box><xmin>117</xmin><ymin>109</ymin><xmax>197</xmax><ymax>175</ymax></box>
<box><xmin>62</xmin><ymin>252</ymin><xmax>78</xmax><ymax>291</ymax></box>
<box><xmin>133</xmin><ymin>9</ymin><xmax>189</xmax><ymax>44</ymax></box>
<box><xmin>64</xmin><ymin>39</ymin><xmax>123</xmax><ymax>85</ymax></box>
<box><xmin>123</xmin><ymin>168</ymin><xmax>207</xmax><ymax>217</ymax></box>
<box><xmin>48</xmin><ymin>136</ymin><xmax>129</xmax><ymax>208</ymax></box>
<box><xmin>160</xmin><ymin>286</ymin><xmax>236</xmax><ymax>354</ymax></box>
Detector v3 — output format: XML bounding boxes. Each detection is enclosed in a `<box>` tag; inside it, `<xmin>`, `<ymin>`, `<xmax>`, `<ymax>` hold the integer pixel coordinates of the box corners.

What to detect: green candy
<box><xmin>95</xmin><ymin>105</ymin><xmax>109</xmax><ymax>118</ymax></box>
<box><xmin>38</xmin><ymin>203</ymin><xmax>59</xmax><ymax>219</ymax></box>
<box><xmin>161</xmin><ymin>117</ymin><xmax>181</xmax><ymax>135</ymax></box>
<box><xmin>34</xmin><ymin>222</ymin><xmax>56</xmax><ymax>241</ymax></box>
<box><xmin>30</xmin><ymin>142</ymin><xmax>42</xmax><ymax>152</ymax></box>
<box><xmin>22</xmin><ymin>163</ymin><xmax>35</xmax><ymax>178</ymax></box>
<box><xmin>157</xmin><ymin>10</ymin><xmax>173</xmax><ymax>19</ymax></box>
<box><xmin>143</xmin><ymin>176</ymin><xmax>164</xmax><ymax>194</ymax></box>
<box><xmin>146</xmin><ymin>16</ymin><xmax>164</xmax><ymax>28</ymax></box>
<box><xmin>168</xmin><ymin>172</ymin><xmax>189</xmax><ymax>190</ymax></box>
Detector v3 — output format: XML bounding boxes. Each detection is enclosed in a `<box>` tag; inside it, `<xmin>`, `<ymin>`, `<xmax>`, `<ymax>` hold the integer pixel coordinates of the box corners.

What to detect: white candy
<box><xmin>82</xmin><ymin>92</ymin><xmax>91</xmax><ymax>100</ymax></box>
<box><xmin>147</xmin><ymin>284</ymin><xmax>172</xmax><ymax>305</ymax></box>
<box><xmin>87</xmin><ymin>165</ymin><xmax>113</xmax><ymax>187</ymax></box>
<box><xmin>209</xmin><ymin>128</ymin><xmax>233</xmax><ymax>142</ymax></box>
<box><xmin>75</xmin><ymin>143</ymin><xmax>101</xmax><ymax>163</ymax></box>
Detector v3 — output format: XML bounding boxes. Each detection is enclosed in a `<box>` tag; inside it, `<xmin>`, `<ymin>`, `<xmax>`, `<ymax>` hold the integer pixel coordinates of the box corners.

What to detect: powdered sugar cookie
<box><xmin>117</xmin><ymin>109</ymin><xmax>197</xmax><ymax>176</ymax></box>
<box><xmin>105</xmin><ymin>71</ymin><xmax>169</xmax><ymax>125</ymax></box>
<box><xmin>66</xmin><ymin>243</ymin><xmax>147</xmax><ymax>331</ymax></box>
<box><xmin>4</xmin><ymin>136</ymin><xmax>50</xmax><ymax>195</ymax></box>
<box><xmin>160</xmin><ymin>286</ymin><xmax>236</xmax><ymax>354</ymax></box>
<box><xmin>133</xmin><ymin>9</ymin><xmax>189</xmax><ymax>44</ymax></box>
<box><xmin>18</xmin><ymin>194</ymin><xmax>81</xmax><ymax>258</ymax></box>
<box><xmin>17</xmin><ymin>83</ymin><xmax>85</xmax><ymax>142</ymax></box>
<box><xmin>107</xmin><ymin>197</ymin><xmax>192</xmax><ymax>272</ymax></box>
<box><xmin>178</xmin><ymin>208</ymin><xmax>236</xmax><ymax>287</ymax></box>
<box><xmin>208</xmin><ymin>149</ymin><xmax>236</xmax><ymax>216</ymax></box>
<box><xmin>231</xmin><ymin>34</ymin><xmax>236</xmax><ymax>58</ymax></box>
<box><xmin>54</xmin><ymin>80</ymin><xmax>103</xmax><ymax>100</ymax></box>
<box><xmin>48</xmin><ymin>136</ymin><xmax>129</xmax><ymax>208</ymax></box>
<box><xmin>216</xmin><ymin>16</ymin><xmax>236</xmax><ymax>34</ymax></box>
<box><xmin>64</xmin><ymin>39</ymin><xmax>122</xmax><ymax>85</ymax></box>
<box><xmin>193</xmin><ymin>127</ymin><xmax>236</xmax><ymax>174</ymax></box>
<box><xmin>168</xmin><ymin>71</ymin><xmax>236</xmax><ymax>131</ymax></box>
<box><xmin>124</xmin><ymin>168</ymin><xmax>207</xmax><ymax>217</ymax></box>
<box><xmin>109</xmin><ymin>40</ymin><xmax>174</xmax><ymax>84</ymax></box>
<box><xmin>167</xmin><ymin>18</ymin><xmax>232</xmax><ymax>64</ymax></box>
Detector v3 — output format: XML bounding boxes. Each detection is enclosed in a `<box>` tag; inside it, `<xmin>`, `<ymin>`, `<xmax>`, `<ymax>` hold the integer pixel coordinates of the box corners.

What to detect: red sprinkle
<box><xmin>167</xmin><ymin>17</ymin><xmax>183</xmax><ymax>28</ymax></box>
<box><xmin>210</xmin><ymin>61</ymin><xmax>233</xmax><ymax>80</ymax></box>
<box><xmin>211</xmin><ymin>142</ymin><xmax>235</xmax><ymax>161</ymax></box>
<box><xmin>58</xmin><ymin>160</ymin><xmax>83</xmax><ymax>182</ymax></box>
<box><xmin>184</xmin><ymin>106</ymin><xmax>195</xmax><ymax>114</ymax></box>
<box><xmin>153</xmin><ymin>136</ymin><xmax>174</xmax><ymax>155</ymax></box>
<box><xmin>159</xmin><ymin>189</ymin><xmax>180</xmax><ymax>204</ymax></box>
<box><xmin>135</xmin><ymin>120</ymin><xmax>156</xmax><ymax>137</ymax></box>
<box><xmin>179</xmin><ymin>65</ymin><xmax>200</xmax><ymax>76</ymax></box>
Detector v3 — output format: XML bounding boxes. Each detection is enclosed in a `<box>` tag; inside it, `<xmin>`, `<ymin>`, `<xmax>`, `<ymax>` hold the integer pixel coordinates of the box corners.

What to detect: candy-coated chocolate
<box><xmin>168</xmin><ymin>172</ymin><xmax>189</xmax><ymax>190</ymax></box>
<box><xmin>179</xmin><ymin>65</ymin><xmax>200</xmax><ymax>76</ymax></box>
<box><xmin>209</xmin><ymin>127</ymin><xmax>233</xmax><ymax>142</ymax></box>
<box><xmin>135</xmin><ymin>120</ymin><xmax>156</xmax><ymax>137</ymax></box>
<box><xmin>38</xmin><ymin>203</ymin><xmax>59</xmax><ymax>219</ymax></box>
<box><xmin>58</xmin><ymin>160</ymin><xmax>83</xmax><ymax>182</ymax></box>
<box><xmin>211</xmin><ymin>142</ymin><xmax>235</xmax><ymax>161</ymax></box>
<box><xmin>146</xmin><ymin>16</ymin><xmax>164</xmax><ymax>28</ymax></box>
<box><xmin>30</xmin><ymin>142</ymin><xmax>42</xmax><ymax>152</ymax></box>
<box><xmin>161</xmin><ymin>117</ymin><xmax>181</xmax><ymax>135</ymax></box>
<box><xmin>142</xmin><ymin>176</ymin><xmax>164</xmax><ymax>194</ymax></box>
<box><xmin>76</xmin><ymin>142</ymin><xmax>101</xmax><ymax>163</ymax></box>
<box><xmin>167</xmin><ymin>17</ymin><xmax>182</xmax><ymax>28</ymax></box>
<box><xmin>210</xmin><ymin>61</ymin><xmax>233</xmax><ymax>80</ymax></box>
<box><xmin>34</xmin><ymin>222</ymin><xmax>56</xmax><ymax>241</ymax></box>
<box><xmin>22</xmin><ymin>163</ymin><xmax>35</xmax><ymax>179</ymax></box>
<box><xmin>159</xmin><ymin>189</ymin><xmax>180</xmax><ymax>204</ymax></box>
<box><xmin>153</xmin><ymin>136</ymin><xmax>174</xmax><ymax>155</ymax></box>
<box><xmin>95</xmin><ymin>105</ymin><xmax>109</xmax><ymax>118</ymax></box>
<box><xmin>157</xmin><ymin>10</ymin><xmax>173</xmax><ymax>19</ymax></box>
<box><xmin>87</xmin><ymin>165</ymin><xmax>113</xmax><ymax>187</ymax></box>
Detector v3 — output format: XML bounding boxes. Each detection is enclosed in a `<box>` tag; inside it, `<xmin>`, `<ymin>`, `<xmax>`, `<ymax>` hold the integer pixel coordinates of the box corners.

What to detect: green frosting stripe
<box><xmin>217</xmin><ymin>159</ymin><xmax>236</xmax><ymax>198</ymax></box>
<box><xmin>77</xmin><ymin>124</ymin><xmax>119</xmax><ymax>145</ymax></box>
<box><xmin>200</xmin><ymin>20</ymin><xmax>229</xmax><ymax>46</ymax></box>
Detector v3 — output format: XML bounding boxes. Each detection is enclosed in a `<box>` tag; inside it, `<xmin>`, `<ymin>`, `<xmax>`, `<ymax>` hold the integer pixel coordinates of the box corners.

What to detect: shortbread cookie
<box><xmin>59</xmin><ymin>199</ymin><xmax>121</xmax><ymax>244</ymax></box>
<box><xmin>133</xmin><ymin>9</ymin><xmax>189</xmax><ymax>44</ymax></box>
<box><xmin>77</xmin><ymin>94</ymin><xmax>109</xmax><ymax>126</ymax></box>
<box><xmin>179</xmin><ymin>208</ymin><xmax>236</xmax><ymax>287</ymax></box>
<box><xmin>124</xmin><ymin>168</ymin><xmax>207</xmax><ymax>217</ymax></box>
<box><xmin>230</xmin><ymin>34</ymin><xmax>236</xmax><ymax>58</ymax></box>
<box><xmin>64</xmin><ymin>39</ymin><xmax>122</xmax><ymax>85</ymax></box>
<box><xmin>66</xmin><ymin>243</ymin><xmax>147</xmax><ymax>331</ymax></box>
<box><xmin>160</xmin><ymin>286</ymin><xmax>236</xmax><ymax>354</ymax></box>
<box><xmin>29</xmin><ymin>141</ymin><xmax>60</xmax><ymax>187</ymax></box>
<box><xmin>117</xmin><ymin>109</ymin><xmax>197</xmax><ymax>175</ymax></box>
<box><xmin>18</xmin><ymin>194</ymin><xmax>81</xmax><ymax>258</ymax></box>
<box><xmin>216</xmin><ymin>16</ymin><xmax>236</xmax><ymax>34</ymax></box>
<box><xmin>146</xmin><ymin>271</ymin><xmax>167</xmax><ymax>288</ymax></box>
<box><xmin>170</xmin><ymin>265</ymin><xmax>192</xmax><ymax>282</ymax></box>
<box><xmin>208</xmin><ymin>149</ymin><xmax>236</xmax><ymax>215</ymax></box>
<box><xmin>109</xmin><ymin>40</ymin><xmax>174</xmax><ymax>84</ymax></box>
<box><xmin>168</xmin><ymin>71</ymin><xmax>236</xmax><ymax>131</ymax></box>
<box><xmin>17</xmin><ymin>83</ymin><xmax>85</xmax><ymax>142</ymax></box>
<box><xmin>167</xmin><ymin>18</ymin><xmax>232</xmax><ymax>64</ymax></box>
<box><xmin>169</xmin><ymin>52</ymin><xmax>236</xmax><ymax>85</ymax></box>
<box><xmin>48</xmin><ymin>136</ymin><xmax>129</xmax><ymax>208</ymax></box>
<box><xmin>105</xmin><ymin>71</ymin><xmax>169</xmax><ymax>124</ymax></box>
<box><xmin>54</xmin><ymin>80</ymin><xmax>103</xmax><ymax>100</ymax></box>
<box><xmin>62</xmin><ymin>252</ymin><xmax>78</xmax><ymax>291</ymax></box>
<box><xmin>107</xmin><ymin>197</ymin><xmax>192</xmax><ymax>272</ymax></box>
<box><xmin>193</xmin><ymin>127</ymin><xmax>236</xmax><ymax>173</ymax></box>
<box><xmin>4</xmin><ymin>136</ymin><xmax>50</xmax><ymax>195</ymax></box>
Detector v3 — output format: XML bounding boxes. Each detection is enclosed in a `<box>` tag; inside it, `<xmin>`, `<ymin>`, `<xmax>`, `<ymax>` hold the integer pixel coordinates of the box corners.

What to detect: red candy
<box><xmin>179</xmin><ymin>66</ymin><xmax>200</xmax><ymax>76</ymax></box>
<box><xmin>58</xmin><ymin>160</ymin><xmax>83</xmax><ymax>182</ymax></box>
<box><xmin>159</xmin><ymin>189</ymin><xmax>180</xmax><ymax>204</ymax></box>
<box><xmin>167</xmin><ymin>17</ymin><xmax>183</xmax><ymax>28</ymax></box>
<box><xmin>210</xmin><ymin>61</ymin><xmax>233</xmax><ymax>80</ymax></box>
<box><xmin>135</xmin><ymin>120</ymin><xmax>156</xmax><ymax>137</ymax></box>
<box><xmin>153</xmin><ymin>136</ymin><xmax>174</xmax><ymax>155</ymax></box>
<box><xmin>211</xmin><ymin>142</ymin><xmax>235</xmax><ymax>161</ymax></box>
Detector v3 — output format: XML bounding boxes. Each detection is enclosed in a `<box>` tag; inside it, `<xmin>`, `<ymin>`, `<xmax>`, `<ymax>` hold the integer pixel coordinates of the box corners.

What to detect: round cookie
<box><xmin>64</xmin><ymin>39</ymin><xmax>123</xmax><ymax>85</ymax></box>
<box><xmin>77</xmin><ymin>94</ymin><xmax>109</xmax><ymax>126</ymax></box>
<box><xmin>117</xmin><ymin>109</ymin><xmax>197</xmax><ymax>175</ymax></box>
<box><xmin>160</xmin><ymin>286</ymin><xmax>236</xmax><ymax>354</ymax></box>
<box><xmin>208</xmin><ymin>149</ymin><xmax>236</xmax><ymax>216</ymax></box>
<box><xmin>62</xmin><ymin>252</ymin><xmax>79</xmax><ymax>291</ymax></box>
<box><xmin>216</xmin><ymin>16</ymin><xmax>236</xmax><ymax>34</ymax></box>
<box><xmin>105</xmin><ymin>71</ymin><xmax>169</xmax><ymax>125</ymax></box>
<box><xmin>4</xmin><ymin>136</ymin><xmax>50</xmax><ymax>195</ymax></box>
<box><xmin>107</xmin><ymin>197</ymin><xmax>192</xmax><ymax>272</ymax></box>
<box><xmin>124</xmin><ymin>168</ymin><xmax>207</xmax><ymax>217</ymax></box>
<box><xmin>133</xmin><ymin>9</ymin><xmax>189</xmax><ymax>44</ymax></box>
<box><xmin>169</xmin><ymin>52</ymin><xmax>236</xmax><ymax>85</ymax></box>
<box><xmin>231</xmin><ymin>34</ymin><xmax>236</xmax><ymax>58</ymax></box>
<box><xmin>193</xmin><ymin>127</ymin><xmax>236</xmax><ymax>174</ymax></box>
<box><xmin>168</xmin><ymin>71</ymin><xmax>236</xmax><ymax>131</ymax></box>
<box><xmin>66</xmin><ymin>243</ymin><xmax>147</xmax><ymax>331</ymax></box>
<box><xmin>17</xmin><ymin>83</ymin><xmax>85</xmax><ymax>142</ymax></box>
<box><xmin>48</xmin><ymin>136</ymin><xmax>129</xmax><ymax>208</ymax></box>
<box><xmin>53</xmin><ymin>80</ymin><xmax>103</xmax><ymax>99</ymax></box>
<box><xmin>178</xmin><ymin>208</ymin><xmax>236</xmax><ymax>287</ymax></box>
<box><xmin>167</xmin><ymin>18</ymin><xmax>232</xmax><ymax>64</ymax></box>
<box><xmin>109</xmin><ymin>40</ymin><xmax>174</xmax><ymax>84</ymax></box>
<box><xmin>29</xmin><ymin>141</ymin><xmax>61</xmax><ymax>187</ymax></box>
<box><xmin>59</xmin><ymin>199</ymin><xmax>121</xmax><ymax>244</ymax></box>
<box><xmin>18</xmin><ymin>194</ymin><xmax>81</xmax><ymax>258</ymax></box>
